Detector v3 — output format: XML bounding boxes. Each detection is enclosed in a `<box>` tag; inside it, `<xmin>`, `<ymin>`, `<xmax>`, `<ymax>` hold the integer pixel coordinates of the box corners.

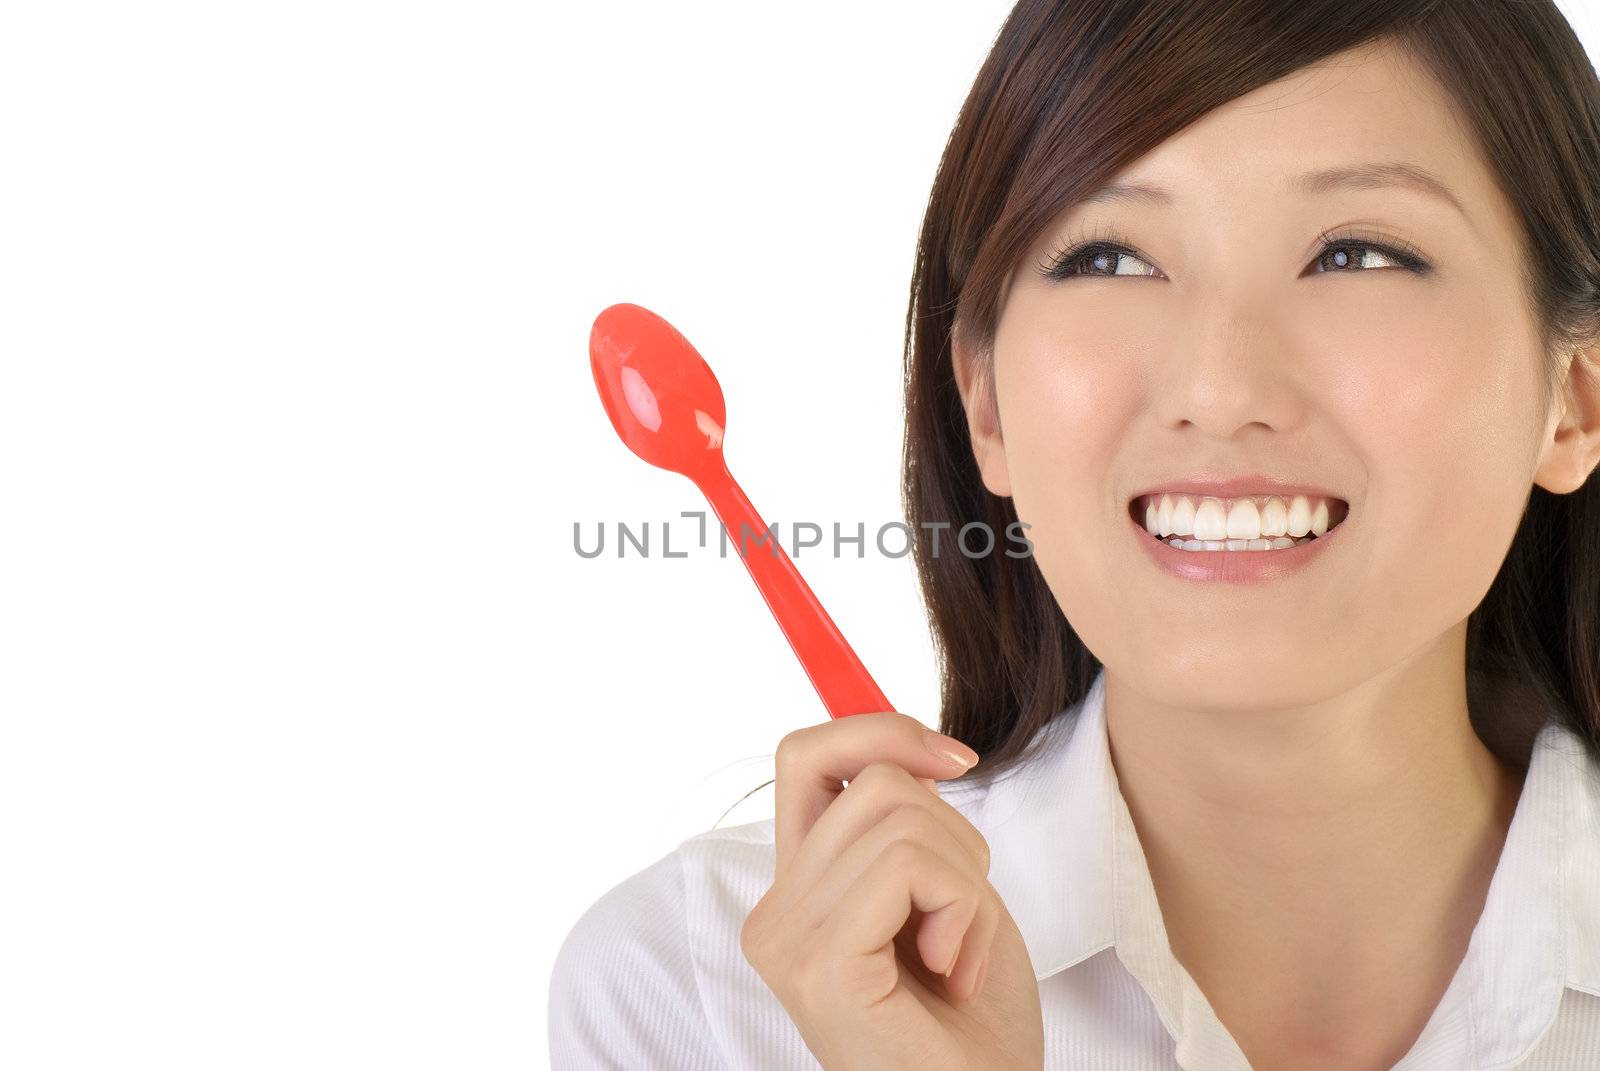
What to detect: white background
<box><xmin>4</xmin><ymin>2</ymin><xmax>1596</xmax><ymax>1067</ymax></box>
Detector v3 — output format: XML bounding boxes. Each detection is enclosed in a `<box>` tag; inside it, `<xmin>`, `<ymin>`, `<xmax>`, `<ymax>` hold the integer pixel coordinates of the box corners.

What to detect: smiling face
<box><xmin>953</xmin><ymin>38</ymin><xmax>1592</xmax><ymax>707</ymax></box>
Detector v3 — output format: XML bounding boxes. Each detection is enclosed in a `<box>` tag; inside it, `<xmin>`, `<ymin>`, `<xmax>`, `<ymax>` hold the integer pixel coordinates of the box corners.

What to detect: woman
<box><xmin>550</xmin><ymin>1</ymin><xmax>1600</xmax><ymax>1067</ymax></box>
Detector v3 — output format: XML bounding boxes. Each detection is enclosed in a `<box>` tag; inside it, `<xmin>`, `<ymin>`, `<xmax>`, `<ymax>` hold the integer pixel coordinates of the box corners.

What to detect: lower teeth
<box><xmin>1157</xmin><ymin>534</ymin><xmax>1317</xmax><ymax>552</ymax></box>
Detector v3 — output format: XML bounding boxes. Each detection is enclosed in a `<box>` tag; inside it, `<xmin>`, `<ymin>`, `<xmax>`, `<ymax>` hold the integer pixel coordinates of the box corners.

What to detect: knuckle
<box><xmin>773</xmin><ymin>726</ymin><xmax>814</xmax><ymax>781</ymax></box>
<box><xmin>972</xmin><ymin>830</ymin><xmax>993</xmax><ymax>875</ymax></box>
<box><xmin>880</xmin><ymin>836</ymin><xmax>925</xmax><ymax>870</ymax></box>
<box><xmin>851</xmin><ymin>760</ymin><xmax>906</xmax><ymax>791</ymax></box>
<box><xmin>931</xmin><ymin>796</ymin><xmax>993</xmax><ymax>873</ymax></box>
<box><xmin>790</xmin><ymin>942</ymin><xmax>835</xmax><ymax>1004</ymax></box>
<box><xmin>983</xmin><ymin>886</ymin><xmax>1002</xmax><ymax>924</ymax></box>
<box><xmin>837</xmin><ymin>952</ymin><xmax>899</xmax><ymax>1005</ymax></box>
<box><xmin>741</xmin><ymin>891</ymin><xmax>784</xmax><ymax>965</ymax></box>
<box><xmin>739</xmin><ymin>907</ymin><xmax>766</xmax><ymax>962</ymax></box>
<box><xmin>887</xmin><ymin>709</ymin><xmax>929</xmax><ymax>733</ymax></box>
<box><xmin>773</xmin><ymin>726</ymin><xmax>805</xmax><ymax>764</ymax></box>
<box><xmin>882</xmin><ymin>801</ymin><xmax>938</xmax><ymax>841</ymax></box>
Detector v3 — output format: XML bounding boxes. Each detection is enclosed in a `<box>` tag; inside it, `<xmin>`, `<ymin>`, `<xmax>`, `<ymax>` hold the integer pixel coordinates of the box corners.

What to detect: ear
<box><xmin>1533</xmin><ymin>336</ymin><xmax>1600</xmax><ymax>495</ymax></box>
<box><xmin>951</xmin><ymin>324</ymin><xmax>1012</xmax><ymax>498</ymax></box>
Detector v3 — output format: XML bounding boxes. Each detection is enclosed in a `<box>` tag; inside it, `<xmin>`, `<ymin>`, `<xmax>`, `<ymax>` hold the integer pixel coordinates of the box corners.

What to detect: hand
<box><xmin>739</xmin><ymin>711</ymin><xmax>1044</xmax><ymax>1071</ymax></box>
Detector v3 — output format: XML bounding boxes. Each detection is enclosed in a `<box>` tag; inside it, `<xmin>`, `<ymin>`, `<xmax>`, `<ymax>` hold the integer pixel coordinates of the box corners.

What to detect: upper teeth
<box><xmin>1137</xmin><ymin>494</ymin><xmax>1344</xmax><ymax>540</ymax></box>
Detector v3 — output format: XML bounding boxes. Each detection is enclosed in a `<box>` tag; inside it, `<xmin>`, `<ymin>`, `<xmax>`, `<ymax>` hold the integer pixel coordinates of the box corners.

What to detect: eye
<box><xmin>1308</xmin><ymin>234</ymin><xmax>1430</xmax><ymax>275</ymax></box>
<box><xmin>1039</xmin><ymin>240</ymin><xmax>1161</xmax><ymax>280</ymax></box>
<box><xmin>1037</xmin><ymin>229</ymin><xmax>1432</xmax><ymax>282</ymax></box>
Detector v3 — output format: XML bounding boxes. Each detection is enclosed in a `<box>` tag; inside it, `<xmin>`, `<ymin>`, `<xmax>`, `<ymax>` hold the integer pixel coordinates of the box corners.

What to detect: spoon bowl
<box><xmin>590</xmin><ymin>303</ymin><xmax>727</xmax><ymax>479</ymax></box>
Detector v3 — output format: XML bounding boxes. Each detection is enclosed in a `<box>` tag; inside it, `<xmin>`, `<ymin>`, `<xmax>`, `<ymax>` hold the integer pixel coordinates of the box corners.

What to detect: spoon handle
<box><xmin>696</xmin><ymin>463</ymin><xmax>893</xmax><ymax>719</ymax></box>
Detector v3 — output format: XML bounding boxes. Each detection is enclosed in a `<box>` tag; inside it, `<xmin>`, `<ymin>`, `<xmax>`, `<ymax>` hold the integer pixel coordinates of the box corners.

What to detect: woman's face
<box><xmin>956</xmin><ymin>40</ymin><xmax>1596</xmax><ymax>708</ymax></box>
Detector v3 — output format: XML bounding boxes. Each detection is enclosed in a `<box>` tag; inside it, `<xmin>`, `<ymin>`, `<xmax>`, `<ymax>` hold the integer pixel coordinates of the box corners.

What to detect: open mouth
<box><xmin>1127</xmin><ymin>493</ymin><xmax>1350</xmax><ymax>551</ymax></box>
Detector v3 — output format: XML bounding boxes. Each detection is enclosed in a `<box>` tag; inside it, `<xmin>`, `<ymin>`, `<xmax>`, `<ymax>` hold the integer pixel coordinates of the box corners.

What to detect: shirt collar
<box><xmin>1563</xmin><ymin>721</ymin><xmax>1600</xmax><ymax>998</ymax></box>
<box><xmin>975</xmin><ymin>665</ymin><xmax>1600</xmax><ymax>1069</ymax></box>
<box><xmin>977</xmin><ymin>666</ymin><xmax>1116</xmax><ymax>981</ymax></box>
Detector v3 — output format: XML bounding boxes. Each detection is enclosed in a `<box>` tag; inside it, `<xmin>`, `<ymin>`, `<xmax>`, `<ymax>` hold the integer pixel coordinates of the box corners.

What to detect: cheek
<box><xmin>993</xmin><ymin>300</ymin><xmax>1144</xmax><ymax>488</ymax></box>
<box><xmin>1318</xmin><ymin>301</ymin><xmax>1539</xmax><ymax>631</ymax></box>
<box><xmin>992</xmin><ymin>327</ymin><xmax>1136</xmax><ymax>599</ymax></box>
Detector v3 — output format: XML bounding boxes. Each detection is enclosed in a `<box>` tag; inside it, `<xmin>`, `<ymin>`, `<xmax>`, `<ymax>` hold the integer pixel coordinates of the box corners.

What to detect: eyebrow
<box><xmin>1080</xmin><ymin>161</ymin><xmax>1472</xmax><ymax>225</ymax></box>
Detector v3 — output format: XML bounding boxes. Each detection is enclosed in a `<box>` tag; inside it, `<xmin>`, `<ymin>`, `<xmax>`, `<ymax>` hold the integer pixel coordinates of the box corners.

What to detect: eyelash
<box><xmin>1037</xmin><ymin>226</ymin><xmax>1432</xmax><ymax>281</ymax></box>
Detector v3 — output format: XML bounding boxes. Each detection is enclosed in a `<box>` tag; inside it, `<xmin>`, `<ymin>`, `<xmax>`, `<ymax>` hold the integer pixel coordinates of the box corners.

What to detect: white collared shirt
<box><xmin>549</xmin><ymin>668</ymin><xmax>1600</xmax><ymax>1068</ymax></box>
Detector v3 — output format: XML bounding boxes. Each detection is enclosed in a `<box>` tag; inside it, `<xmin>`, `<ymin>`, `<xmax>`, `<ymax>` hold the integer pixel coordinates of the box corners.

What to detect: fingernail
<box><xmin>925</xmin><ymin>730</ymin><xmax>979</xmax><ymax>770</ymax></box>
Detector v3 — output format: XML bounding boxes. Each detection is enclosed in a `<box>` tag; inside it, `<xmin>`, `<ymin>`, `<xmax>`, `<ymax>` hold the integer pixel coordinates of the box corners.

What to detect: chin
<box><xmin>1115</xmin><ymin>646</ymin><xmax>1340</xmax><ymax>712</ymax></box>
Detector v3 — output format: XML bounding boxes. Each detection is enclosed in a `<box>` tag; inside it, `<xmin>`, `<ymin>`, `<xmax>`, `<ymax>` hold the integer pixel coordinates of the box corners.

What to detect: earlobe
<box><xmin>951</xmin><ymin>329</ymin><xmax>1012</xmax><ymax>498</ymax></box>
<box><xmin>1533</xmin><ymin>340</ymin><xmax>1600</xmax><ymax>495</ymax></box>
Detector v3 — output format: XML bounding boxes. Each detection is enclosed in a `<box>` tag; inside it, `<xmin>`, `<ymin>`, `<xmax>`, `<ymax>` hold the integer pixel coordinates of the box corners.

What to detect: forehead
<box><xmin>1104</xmin><ymin>39</ymin><xmax>1487</xmax><ymax>210</ymax></box>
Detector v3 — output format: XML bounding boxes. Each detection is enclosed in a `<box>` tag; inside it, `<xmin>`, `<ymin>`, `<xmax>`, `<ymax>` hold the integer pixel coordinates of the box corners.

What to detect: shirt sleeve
<box><xmin>548</xmin><ymin>847</ymin><xmax>730</xmax><ymax>1070</ymax></box>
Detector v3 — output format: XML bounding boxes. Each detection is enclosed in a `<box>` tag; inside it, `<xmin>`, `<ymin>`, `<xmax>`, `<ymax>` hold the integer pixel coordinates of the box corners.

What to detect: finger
<box><xmin>819</xmin><ymin>839</ymin><xmax>984</xmax><ymax>986</ymax></box>
<box><xmin>783</xmin><ymin>763</ymin><xmax>990</xmax><ymax>908</ymax></box>
<box><xmin>946</xmin><ymin>890</ymin><xmax>999</xmax><ymax>1002</ymax></box>
<box><xmin>773</xmin><ymin>713</ymin><xmax>980</xmax><ymax>881</ymax></box>
<box><xmin>970</xmin><ymin>945</ymin><xmax>993</xmax><ymax>1004</ymax></box>
<box><xmin>786</xmin><ymin>796</ymin><xmax>982</xmax><ymax>936</ymax></box>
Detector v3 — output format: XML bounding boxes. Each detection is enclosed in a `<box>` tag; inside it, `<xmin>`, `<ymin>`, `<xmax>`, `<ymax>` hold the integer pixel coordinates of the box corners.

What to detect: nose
<box><xmin>1153</xmin><ymin>289</ymin><xmax>1301</xmax><ymax>438</ymax></box>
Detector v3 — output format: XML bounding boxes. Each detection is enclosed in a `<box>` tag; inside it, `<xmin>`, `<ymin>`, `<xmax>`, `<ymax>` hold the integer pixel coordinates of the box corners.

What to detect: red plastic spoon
<box><xmin>589</xmin><ymin>302</ymin><xmax>893</xmax><ymax>720</ymax></box>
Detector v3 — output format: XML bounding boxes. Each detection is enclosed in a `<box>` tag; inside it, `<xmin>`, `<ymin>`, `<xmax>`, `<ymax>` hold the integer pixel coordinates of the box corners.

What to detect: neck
<box><xmin>1102</xmin><ymin>624</ymin><xmax>1526</xmax><ymax>1063</ymax></box>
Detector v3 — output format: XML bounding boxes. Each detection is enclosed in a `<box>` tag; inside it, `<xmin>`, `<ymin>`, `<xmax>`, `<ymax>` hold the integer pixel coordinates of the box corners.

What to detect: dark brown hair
<box><xmin>903</xmin><ymin>0</ymin><xmax>1600</xmax><ymax>786</ymax></box>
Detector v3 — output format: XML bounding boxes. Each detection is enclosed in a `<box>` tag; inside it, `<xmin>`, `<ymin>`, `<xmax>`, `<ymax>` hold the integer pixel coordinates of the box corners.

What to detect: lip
<box><xmin>1127</xmin><ymin>506</ymin><xmax>1348</xmax><ymax>584</ymax></box>
<box><xmin>1128</xmin><ymin>475</ymin><xmax>1348</xmax><ymax>504</ymax></box>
